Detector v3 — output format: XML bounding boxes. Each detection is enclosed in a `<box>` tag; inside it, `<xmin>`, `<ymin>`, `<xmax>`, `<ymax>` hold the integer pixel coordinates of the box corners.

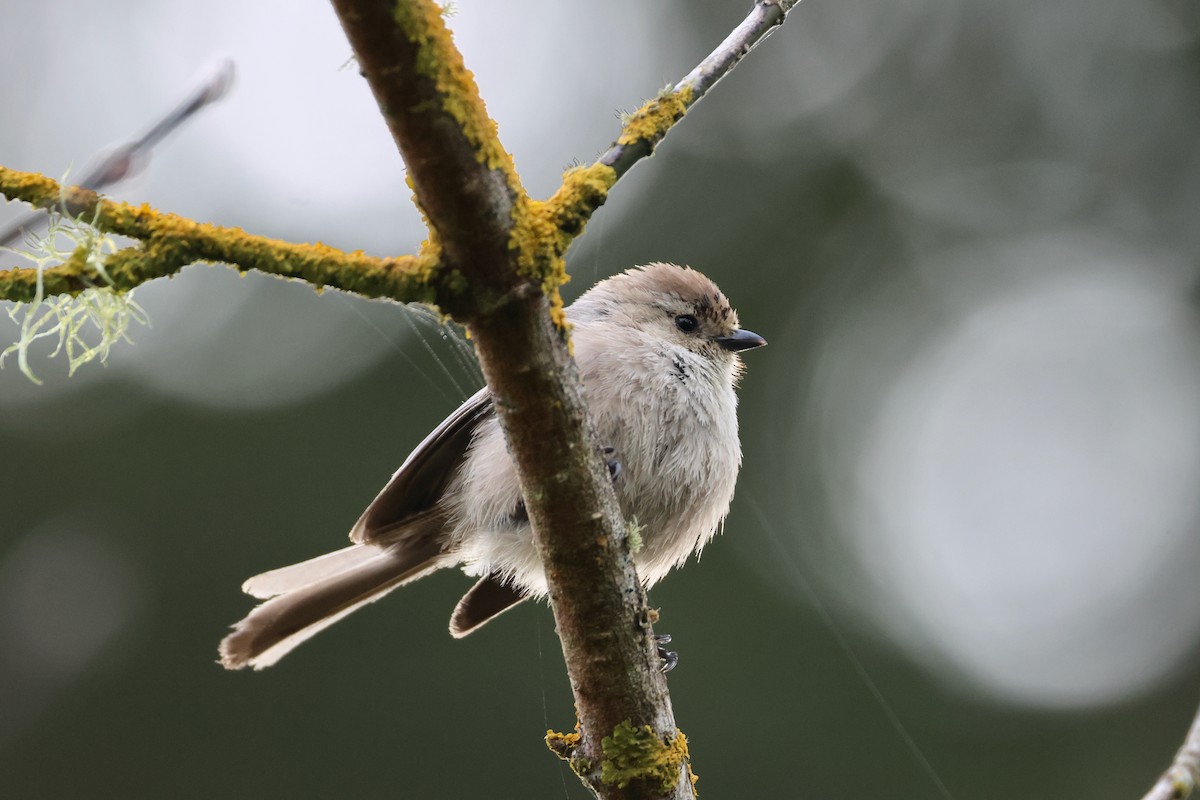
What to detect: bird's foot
<box><xmin>603</xmin><ymin>446</ymin><xmax>622</xmax><ymax>483</ymax></box>
<box><xmin>655</xmin><ymin>633</ymin><xmax>678</xmax><ymax>673</ymax></box>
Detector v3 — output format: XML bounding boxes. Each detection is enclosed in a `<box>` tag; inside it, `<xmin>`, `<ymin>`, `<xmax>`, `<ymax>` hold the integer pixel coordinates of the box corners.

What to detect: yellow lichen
<box><xmin>599</xmin><ymin>721</ymin><xmax>691</xmax><ymax>793</ymax></box>
<box><xmin>0</xmin><ymin>166</ymin><xmax>438</xmax><ymax>306</ymax></box>
<box><xmin>547</xmin><ymin>163</ymin><xmax>616</xmax><ymax>239</ymax></box>
<box><xmin>616</xmin><ymin>87</ymin><xmax>694</xmax><ymax>149</ymax></box>
<box><xmin>546</xmin><ymin>723</ymin><xmax>594</xmax><ymax>781</ymax></box>
<box><xmin>392</xmin><ymin>0</ymin><xmax>520</xmax><ymax>182</ymax></box>
<box><xmin>548</xmin><ymin>722</ymin><xmax>694</xmax><ymax>795</ymax></box>
<box><xmin>545</xmin><ymin>726</ymin><xmax>582</xmax><ymax>758</ymax></box>
<box><xmin>507</xmin><ymin>164</ymin><xmax>616</xmax><ymax>330</ymax></box>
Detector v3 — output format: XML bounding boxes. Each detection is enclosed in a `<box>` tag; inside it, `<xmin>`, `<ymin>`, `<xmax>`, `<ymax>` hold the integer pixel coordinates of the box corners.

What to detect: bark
<box><xmin>329</xmin><ymin>2</ymin><xmax>801</xmax><ymax>797</ymax></box>
<box><xmin>330</xmin><ymin>1</ymin><xmax>685</xmax><ymax>796</ymax></box>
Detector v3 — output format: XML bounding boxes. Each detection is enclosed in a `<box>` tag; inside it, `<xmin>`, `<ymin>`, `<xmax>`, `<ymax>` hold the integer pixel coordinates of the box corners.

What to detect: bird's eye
<box><xmin>675</xmin><ymin>314</ymin><xmax>699</xmax><ymax>333</ymax></box>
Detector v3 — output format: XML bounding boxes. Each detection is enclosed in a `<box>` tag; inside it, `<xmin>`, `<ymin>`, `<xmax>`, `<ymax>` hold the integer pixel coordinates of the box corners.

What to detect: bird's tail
<box><xmin>219</xmin><ymin>530</ymin><xmax>447</xmax><ymax>670</ymax></box>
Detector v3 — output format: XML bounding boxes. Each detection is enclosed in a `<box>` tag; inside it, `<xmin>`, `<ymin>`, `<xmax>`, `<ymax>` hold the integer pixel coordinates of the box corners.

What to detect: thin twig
<box><xmin>0</xmin><ymin>58</ymin><xmax>235</xmax><ymax>247</ymax></box>
<box><xmin>1142</xmin><ymin>700</ymin><xmax>1200</xmax><ymax>800</ymax></box>
<box><xmin>598</xmin><ymin>0</ymin><xmax>801</xmax><ymax>180</ymax></box>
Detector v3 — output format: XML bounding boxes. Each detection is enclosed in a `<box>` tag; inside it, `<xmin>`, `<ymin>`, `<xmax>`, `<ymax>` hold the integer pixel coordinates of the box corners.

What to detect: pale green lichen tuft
<box><xmin>626</xmin><ymin>517</ymin><xmax>645</xmax><ymax>553</ymax></box>
<box><xmin>1</xmin><ymin>209</ymin><xmax>148</xmax><ymax>384</ymax></box>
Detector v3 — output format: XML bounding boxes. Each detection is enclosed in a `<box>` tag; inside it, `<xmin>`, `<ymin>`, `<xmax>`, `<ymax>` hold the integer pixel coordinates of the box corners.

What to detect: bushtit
<box><xmin>219</xmin><ymin>262</ymin><xmax>765</xmax><ymax>670</ymax></box>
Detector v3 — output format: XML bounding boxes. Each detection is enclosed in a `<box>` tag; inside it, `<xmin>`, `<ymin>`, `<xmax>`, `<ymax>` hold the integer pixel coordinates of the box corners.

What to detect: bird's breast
<box><xmin>586</xmin><ymin>349</ymin><xmax>742</xmax><ymax>585</ymax></box>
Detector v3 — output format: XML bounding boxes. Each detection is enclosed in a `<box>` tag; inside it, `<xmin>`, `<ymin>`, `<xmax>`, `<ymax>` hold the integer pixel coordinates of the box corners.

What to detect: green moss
<box><xmin>599</xmin><ymin>721</ymin><xmax>691</xmax><ymax>793</ymax></box>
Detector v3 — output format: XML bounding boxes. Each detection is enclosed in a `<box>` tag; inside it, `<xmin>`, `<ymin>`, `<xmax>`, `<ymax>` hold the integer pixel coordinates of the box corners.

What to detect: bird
<box><xmin>219</xmin><ymin>262</ymin><xmax>766</xmax><ymax>670</ymax></box>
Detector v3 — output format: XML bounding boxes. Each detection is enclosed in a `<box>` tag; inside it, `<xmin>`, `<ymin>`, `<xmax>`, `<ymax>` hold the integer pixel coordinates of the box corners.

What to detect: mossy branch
<box><xmin>0</xmin><ymin>166</ymin><xmax>440</xmax><ymax>304</ymax></box>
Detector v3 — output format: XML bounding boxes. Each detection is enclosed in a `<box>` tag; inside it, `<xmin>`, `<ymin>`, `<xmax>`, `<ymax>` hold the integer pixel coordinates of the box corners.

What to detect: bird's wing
<box><xmin>350</xmin><ymin>386</ymin><xmax>493</xmax><ymax>544</ymax></box>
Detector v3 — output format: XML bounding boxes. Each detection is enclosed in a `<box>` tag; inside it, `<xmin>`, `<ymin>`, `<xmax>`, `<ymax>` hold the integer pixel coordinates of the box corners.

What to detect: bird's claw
<box><xmin>655</xmin><ymin>633</ymin><xmax>678</xmax><ymax>672</ymax></box>
<box><xmin>603</xmin><ymin>446</ymin><xmax>622</xmax><ymax>483</ymax></box>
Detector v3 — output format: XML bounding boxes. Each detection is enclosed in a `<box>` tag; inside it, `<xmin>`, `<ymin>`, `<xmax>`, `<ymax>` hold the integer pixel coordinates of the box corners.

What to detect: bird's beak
<box><xmin>716</xmin><ymin>328</ymin><xmax>767</xmax><ymax>352</ymax></box>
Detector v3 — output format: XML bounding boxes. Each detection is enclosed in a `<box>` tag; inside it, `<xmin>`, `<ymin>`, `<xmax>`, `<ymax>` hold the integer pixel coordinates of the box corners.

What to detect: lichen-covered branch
<box><xmin>329</xmin><ymin>2</ymin><xmax>802</xmax><ymax>798</ymax></box>
<box><xmin>329</xmin><ymin>0</ymin><xmax>529</xmax><ymax>320</ymax></box>
<box><xmin>0</xmin><ymin>58</ymin><xmax>235</xmax><ymax>248</ymax></box>
<box><xmin>598</xmin><ymin>0</ymin><xmax>800</xmax><ymax>182</ymax></box>
<box><xmin>2</xmin><ymin>0</ymin><xmax>798</xmax><ymax>795</ymax></box>
<box><xmin>1141</xmin><ymin>700</ymin><xmax>1200</xmax><ymax>800</ymax></box>
<box><xmin>332</xmin><ymin>2</ymin><xmax>690</xmax><ymax>799</ymax></box>
<box><xmin>542</xmin><ymin>0</ymin><xmax>801</xmax><ymax>244</ymax></box>
<box><xmin>0</xmin><ymin>166</ymin><xmax>438</xmax><ymax>303</ymax></box>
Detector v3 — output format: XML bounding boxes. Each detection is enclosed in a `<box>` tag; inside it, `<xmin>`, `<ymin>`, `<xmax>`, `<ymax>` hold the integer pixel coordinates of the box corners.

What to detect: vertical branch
<box><xmin>329</xmin><ymin>1</ymin><xmax>802</xmax><ymax>796</ymax></box>
<box><xmin>329</xmin><ymin>0</ymin><xmax>524</xmax><ymax>309</ymax></box>
<box><xmin>330</xmin><ymin>1</ymin><xmax>689</xmax><ymax>797</ymax></box>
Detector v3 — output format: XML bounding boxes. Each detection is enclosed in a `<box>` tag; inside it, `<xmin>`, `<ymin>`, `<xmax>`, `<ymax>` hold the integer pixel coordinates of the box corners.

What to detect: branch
<box><xmin>1</xmin><ymin>1</ymin><xmax>800</xmax><ymax>794</ymax></box>
<box><xmin>0</xmin><ymin>57</ymin><xmax>236</xmax><ymax>248</ymax></box>
<box><xmin>331</xmin><ymin>2</ymin><xmax>799</xmax><ymax>798</ymax></box>
<box><xmin>0</xmin><ymin>1</ymin><xmax>800</xmax><ymax>311</ymax></box>
<box><xmin>518</xmin><ymin>0</ymin><xmax>802</xmax><ymax>278</ymax></box>
<box><xmin>597</xmin><ymin>0</ymin><xmax>801</xmax><ymax>180</ymax></box>
<box><xmin>1142</xmin><ymin>700</ymin><xmax>1200</xmax><ymax>800</ymax></box>
<box><xmin>329</xmin><ymin>0</ymin><xmax>527</xmax><ymax>317</ymax></box>
<box><xmin>0</xmin><ymin>166</ymin><xmax>439</xmax><ymax>304</ymax></box>
<box><xmin>331</xmin><ymin>3</ymin><xmax>683</xmax><ymax>798</ymax></box>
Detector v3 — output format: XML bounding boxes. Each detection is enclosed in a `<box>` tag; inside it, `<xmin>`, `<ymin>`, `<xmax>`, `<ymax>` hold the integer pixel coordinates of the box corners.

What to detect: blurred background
<box><xmin>3</xmin><ymin>0</ymin><xmax>1200</xmax><ymax>797</ymax></box>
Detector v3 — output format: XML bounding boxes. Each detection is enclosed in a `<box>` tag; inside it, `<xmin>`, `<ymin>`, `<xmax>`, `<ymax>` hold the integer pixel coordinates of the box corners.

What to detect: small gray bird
<box><xmin>219</xmin><ymin>262</ymin><xmax>765</xmax><ymax>670</ymax></box>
